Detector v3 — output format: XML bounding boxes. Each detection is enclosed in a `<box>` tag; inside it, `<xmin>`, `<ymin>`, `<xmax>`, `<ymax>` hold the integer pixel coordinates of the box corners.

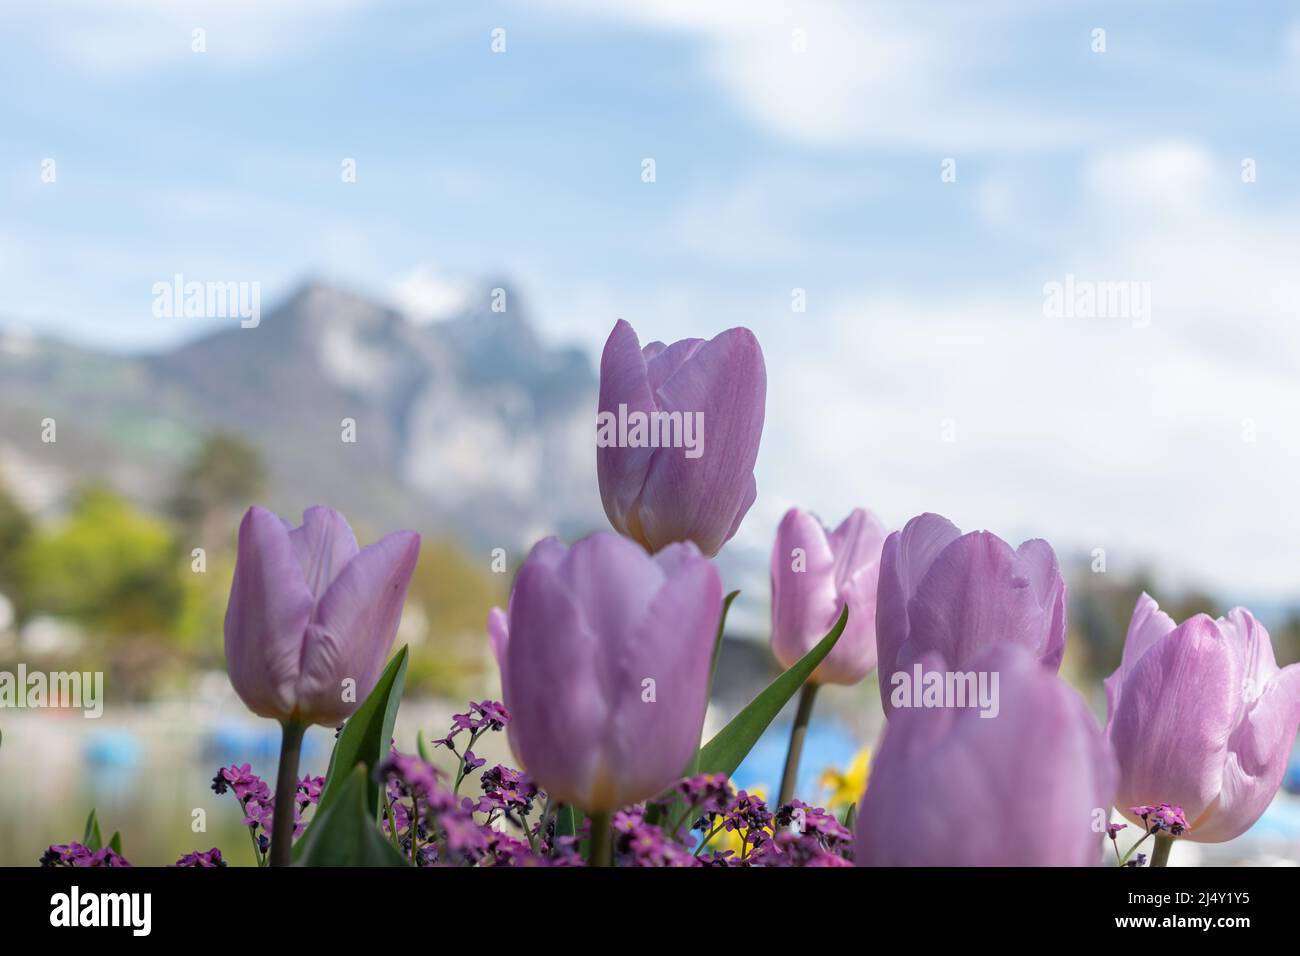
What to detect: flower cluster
<box><xmin>619</xmin><ymin>777</ymin><xmax>856</xmax><ymax>867</ymax></box>
<box><xmin>174</xmin><ymin>848</ymin><xmax>227</xmax><ymax>867</ymax></box>
<box><xmin>39</xmin><ymin>843</ymin><xmax>131</xmax><ymax>867</ymax></box>
<box><xmin>1130</xmin><ymin>803</ymin><xmax>1191</xmax><ymax>837</ymax></box>
<box><xmin>432</xmin><ymin>700</ymin><xmax>511</xmax><ymax>785</ymax></box>
<box><xmin>369</xmin><ymin>704</ymin><xmax>852</xmax><ymax>867</ymax></box>
<box><xmin>211</xmin><ymin>763</ymin><xmax>324</xmax><ymax>863</ymax></box>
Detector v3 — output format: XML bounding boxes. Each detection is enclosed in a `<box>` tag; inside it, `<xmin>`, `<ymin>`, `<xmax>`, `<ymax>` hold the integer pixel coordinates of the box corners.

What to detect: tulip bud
<box><xmin>857</xmin><ymin>645</ymin><xmax>1117</xmax><ymax>866</ymax></box>
<box><xmin>488</xmin><ymin>532</ymin><xmax>722</xmax><ymax>813</ymax></box>
<box><xmin>876</xmin><ymin>512</ymin><xmax>1066</xmax><ymax>718</ymax></box>
<box><xmin>224</xmin><ymin>505</ymin><xmax>420</xmax><ymax>727</ymax></box>
<box><xmin>596</xmin><ymin>319</ymin><xmax>765</xmax><ymax>557</ymax></box>
<box><xmin>770</xmin><ymin>507</ymin><xmax>888</xmax><ymax>685</ymax></box>
<box><xmin>1105</xmin><ymin>594</ymin><xmax>1300</xmax><ymax>842</ymax></box>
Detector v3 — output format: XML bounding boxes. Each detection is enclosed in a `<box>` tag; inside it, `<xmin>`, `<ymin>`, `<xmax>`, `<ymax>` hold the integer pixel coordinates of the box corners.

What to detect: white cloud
<box><xmin>749</xmin><ymin>139</ymin><xmax>1300</xmax><ymax>600</ymax></box>
<box><xmin>535</xmin><ymin>0</ymin><xmax>1099</xmax><ymax>150</ymax></box>
<box><xmin>0</xmin><ymin>0</ymin><xmax>384</xmax><ymax>74</ymax></box>
<box><xmin>1083</xmin><ymin>140</ymin><xmax>1217</xmax><ymax>216</ymax></box>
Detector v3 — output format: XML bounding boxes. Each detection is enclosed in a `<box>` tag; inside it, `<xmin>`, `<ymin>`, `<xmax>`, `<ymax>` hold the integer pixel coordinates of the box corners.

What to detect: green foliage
<box><xmin>297</xmin><ymin>647</ymin><xmax>409</xmax><ymax>862</ymax></box>
<box><xmin>20</xmin><ymin>486</ymin><xmax>182</xmax><ymax>638</ymax></box>
<box><xmin>403</xmin><ymin>538</ymin><xmax>506</xmax><ymax>696</ymax></box>
<box><xmin>295</xmin><ymin>767</ymin><xmax>409</xmax><ymax>867</ymax></box>
<box><xmin>0</xmin><ymin>479</ymin><xmax>32</xmax><ymax>619</ymax></box>
<box><xmin>168</xmin><ymin>432</ymin><xmax>265</xmax><ymax>534</ymax></box>
<box><xmin>83</xmin><ymin>809</ymin><xmax>103</xmax><ymax>850</ymax></box>
<box><xmin>691</xmin><ymin>602</ymin><xmax>846</xmax><ymax>777</ymax></box>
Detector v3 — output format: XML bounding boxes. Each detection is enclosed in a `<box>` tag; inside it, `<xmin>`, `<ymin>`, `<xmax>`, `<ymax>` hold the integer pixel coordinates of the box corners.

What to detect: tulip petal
<box><xmin>487</xmin><ymin>606</ymin><xmax>509</xmax><ymax>694</ymax></box>
<box><xmin>770</xmin><ymin>509</ymin><xmax>839</xmax><ymax>672</ymax></box>
<box><xmin>289</xmin><ymin>505</ymin><xmax>360</xmax><ymax>601</ymax></box>
<box><xmin>556</xmin><ymin>532</ymin><xmax>666</xmax><ymax>652</ymax></box>
<box><xmin>830</xmin><ymin>508</ymin><xmax>888</xmax><ymax>590</ymax></box>
<box><xmin>904</xmin><ymin>531</ymin><xmax>1053</xmax><ymax>671</ymax></box>
<box><xmin>895</xmin><ymin>512</ymin><xmax>963</xmax><ymax>600</ymax></box>
<box><xmin>224</xmin><ymin>507</ymin><xmax>313</xmax><ymax>720</ymax></box>
<box><xmin>644</xmin><ymin>337</ymin><xmax>705</xmax><ymax>394</ymax></box>
<box><xmin>295</xmin><ymin>530</ymin><xmax>420</xmax><ymax>725</ymax></box>
<box><xmin>818</xmin><ymin>559</ymin><xmax>882</xmax><ymax>684</ymax></box>
<box><xmin>1194</xmin><ymin>663</ymin><xmax>1300</xmax><ymax>841</ymax></box>
<box><xmin>634</xmin><ymin>327</ymin><xmax>766</xmax><ymax>555</ymax></box>
<box><xmin>1013</xmin><ymin>538</ymin><xmax>1067</xmax><ymax>671</ymax></box>
<box><xmin>1103</xmin><ymin>593</ymin><xmax>1177</xmax><ymax>727</ymax></box>
<box><xmin>1218</xmin><ymin>607</ymin><xmax>1280</xmax><ymax>693</ymax></box>
<box><xmin>1109</xmin><ymin>615</ymin><xmax>1239</xmax><ymax>828</ymax></box>
<box><xmin>602</xmin><ymin>541</ymin><xmax>721</xmax><ymax>807</ymax></box>
<box><xmin>502</xmin><ymin>552</ymin><xmax>608</xmax><ymax>809</ymax></box>
<box><xmin>596</xmin><ymin>320</ymin><xmax>658</xmax><ymax>537</ymax></box>
<box><xmin>858</xmin><ymin>646</ymin><xmax>1115</xmax><ymax>866</ymax></box>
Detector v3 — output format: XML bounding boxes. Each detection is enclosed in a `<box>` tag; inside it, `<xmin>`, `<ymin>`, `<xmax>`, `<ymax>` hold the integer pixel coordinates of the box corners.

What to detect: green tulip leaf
<box><xmin>109</xmin><ymin>831</ymin><xmax>123</xmax><ymax>855</ymax></box>
<box><xmin>295</xmin><ymin>766</ymin><xmax>409</xmax><ymax>867</ymax></box>
<box><xmin>708</xmin><ymin>590</ymin><xmax>741</xmax><ymax>694</ymax></box>
<box><xmin>694</xmin><ymin>604</ymin><xmax>847</xmax><ymax>778</ymax></box>
<box><xmin>555</xmin><ymin>805</ymin><xmax>579</xmax><ymax>840</ymax></box>
<box><xmin>82</xmin><ymin>809</ymin><xmax>102</xmax><ymax>851</ymax></box>
<box><xmin>294</xmin><ymin>646</ymin><xmax>409</xmax><ymax>860</ymax></box>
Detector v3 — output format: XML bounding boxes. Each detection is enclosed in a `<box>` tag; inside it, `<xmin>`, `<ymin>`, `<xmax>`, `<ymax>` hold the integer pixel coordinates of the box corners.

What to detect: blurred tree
<box><xmin>168</xmin><ymin>432</ymin><xmax>266</xmax><ymax>545</ymax></box>
<box><xmin>21</xmin><ymin>485</ymin><xmax>182</xmax><ymax>638</ymax></box>
<box><xmin>403</xmin><ymin>537</ymin><xmax>508</xmax><ymax>697</ymax></box>
<box><xmin>0</xmin><ymin>478</ymin><xmax>32</xmax><ymax>622</ymax></box>
<box><xmin>1272</xmin><ymin>609</ymin><xmax>1300</xmax><ymax>669</ymax></box>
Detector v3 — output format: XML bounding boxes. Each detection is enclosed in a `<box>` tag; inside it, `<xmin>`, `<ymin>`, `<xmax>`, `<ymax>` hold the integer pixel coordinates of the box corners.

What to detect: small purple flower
<box><xmin>1128</xmin><ymin>802</ymin><xmax>1190</xmax><ymax>835</ymax></box>
<box><xmin>612</xmin><ymin>808</ymin><xmax>698</xmax><ymax>867</ymax></box>
<box><xmin>173</xmin><ymin>848</ymin><xmax>227</xmax><ymax>867</ymax></box>
<box><xmin>1107</xmin><ymin>822</ymin><xmax>1128</xmax><ymax>840</ymax></box>
<box><xmin>40</xmin><ymin>843</ymin><xmax>132</xmax><ymax>867</ymax></box>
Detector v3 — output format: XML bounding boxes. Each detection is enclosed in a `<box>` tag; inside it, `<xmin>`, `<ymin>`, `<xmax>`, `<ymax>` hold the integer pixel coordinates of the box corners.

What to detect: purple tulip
<box><xmin>224</xmin><ymin>505</ymin><xmax>420</xmax><ymax>727</ymax></box>
<box><xmin>1105</xmin><ymin>594</ymin><xmax>1300</xmax><ymax>843</ymax></box>
<box><xmin>487</xmin><ymin>532</ymin><xmax>722</xmax><ymax>813</ymax></box>
<box><xmin>875</xmin><ymin>512</ymin><xmax>1066</xmax><ymax>718</ymax></box>
<box><xmin>770</xmin><ymin>507</ymin><xmax>889</xmax><ymax>685</ymax></box>
<box><xmin>857</xmin><ymin>645</ymin><xmax>1117</xmax><ymax>866</ymax></box>
<box><xmin>596</xmin><ymin>319</ymin><xmax>766</xmax><ymax>557</ymax></box>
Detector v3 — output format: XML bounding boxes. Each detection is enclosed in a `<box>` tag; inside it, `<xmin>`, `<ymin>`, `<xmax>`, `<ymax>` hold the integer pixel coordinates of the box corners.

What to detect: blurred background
<box><xmin>1</xmin><ymin>0</ymin><xmax>1299</xmax><ymax>865</ymax></box>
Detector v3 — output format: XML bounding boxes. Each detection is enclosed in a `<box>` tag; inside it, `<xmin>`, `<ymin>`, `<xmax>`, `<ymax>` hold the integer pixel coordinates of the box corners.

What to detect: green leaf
<box><xmin>321</xmin><ymin>646</ymin><xmax>409</xmax><ymax>817</ymax></box>
<box><xmin>416</xmin><ymin>730</ymin><xmax>432</xmax><ymax>763</ymax></box>
<box><xmin>295</xmin><ymin>766</ymin><xmax>410</xmax><ymax>867</ymax></box>
<box><xmin>708</xmin><ymin>590</ymin><xmax>741</xmax><ymax>694</ymax></box>
<box><xmin>694</xmin><ymin>604</ymin><xmax>848</xmax><ymax>778</ymax></box>
<box><xmin>83</xmin><ymin>810</ymin><xmax>102</xmax><ymax>851</ymax></box>
<box><xmin>108</xmin><ymin>832</ymin><xmax>123</xmax><ymax>855</ymax></box>
<box><xmin>293</xmin><ymin>646</ymin><xmax>409</xmax><ymax>861</ymax></box>
<box><xmin>555</xmin><ymin>805</ymin><xmax>578</xmax><ymax>839</ymax></box>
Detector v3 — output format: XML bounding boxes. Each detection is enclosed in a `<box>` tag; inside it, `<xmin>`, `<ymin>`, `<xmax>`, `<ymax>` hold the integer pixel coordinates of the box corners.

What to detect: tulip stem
<box><xmin>1151</xmin><ymin>833</ymin><xmax>1174</xmax><ymax>868</ymax></box>
<box><xmin>270</xmin><ymin>720</ymin><xmax>306</xmax><ymax>868</ymax></box>
<box><xmin>587</xmin><ymin>811</ymin><xmax>612</xmax><ymax>867</ymax></box>
<box><xmin>778</xmin><ymin>682</ymin><xmax>820</xmax><ymax>807</ymax></box>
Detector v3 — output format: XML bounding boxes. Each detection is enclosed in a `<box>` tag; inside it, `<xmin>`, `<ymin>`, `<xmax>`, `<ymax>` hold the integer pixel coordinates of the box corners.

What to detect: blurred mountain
<box><xmin>0</xmin><ymin>281</ymin><xmax>604</xmax><ymax>550</ymax></box>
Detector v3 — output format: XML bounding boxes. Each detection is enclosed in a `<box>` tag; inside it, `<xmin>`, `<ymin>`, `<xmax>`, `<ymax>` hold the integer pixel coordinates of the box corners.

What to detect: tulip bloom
<box><xmin>224</xmin><ymin>506</ymin><xmax>420</xmax><ymax>726</ymax></box>
<box><xmin>857</xmin><ymin>645</ymin><xmax>1117</xmax><ymax>866</ymax></box>
<box><xmin>1105</xmin><ymin>594</ymin><xmax>1300</xmax><ymax>843</ymax></box>
<box><xmin>875</xmin><ymin>512</ymin><xmax>1066</xmax><ymax>718</ymax></box>
<box><xmin>596</xmin><ymin>319</ymin><xmax>765</xmax><ymax>557</ymax></box>
<box><xmin>771</xmin><ymin>507</ymin><xmax>888</xmax><ymax>686</ymax></box>
<box><xmin>488</xmin><ymin>532</ymin><xmax>722</xmax><ymax>818</ymax></box>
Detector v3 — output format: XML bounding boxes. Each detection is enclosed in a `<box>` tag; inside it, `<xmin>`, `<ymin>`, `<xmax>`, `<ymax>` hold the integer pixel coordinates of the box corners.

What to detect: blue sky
<box><xmin>3</xmin><ymin>0</ymin><xmax>1300</xmax><ymax>603</ymax></box>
